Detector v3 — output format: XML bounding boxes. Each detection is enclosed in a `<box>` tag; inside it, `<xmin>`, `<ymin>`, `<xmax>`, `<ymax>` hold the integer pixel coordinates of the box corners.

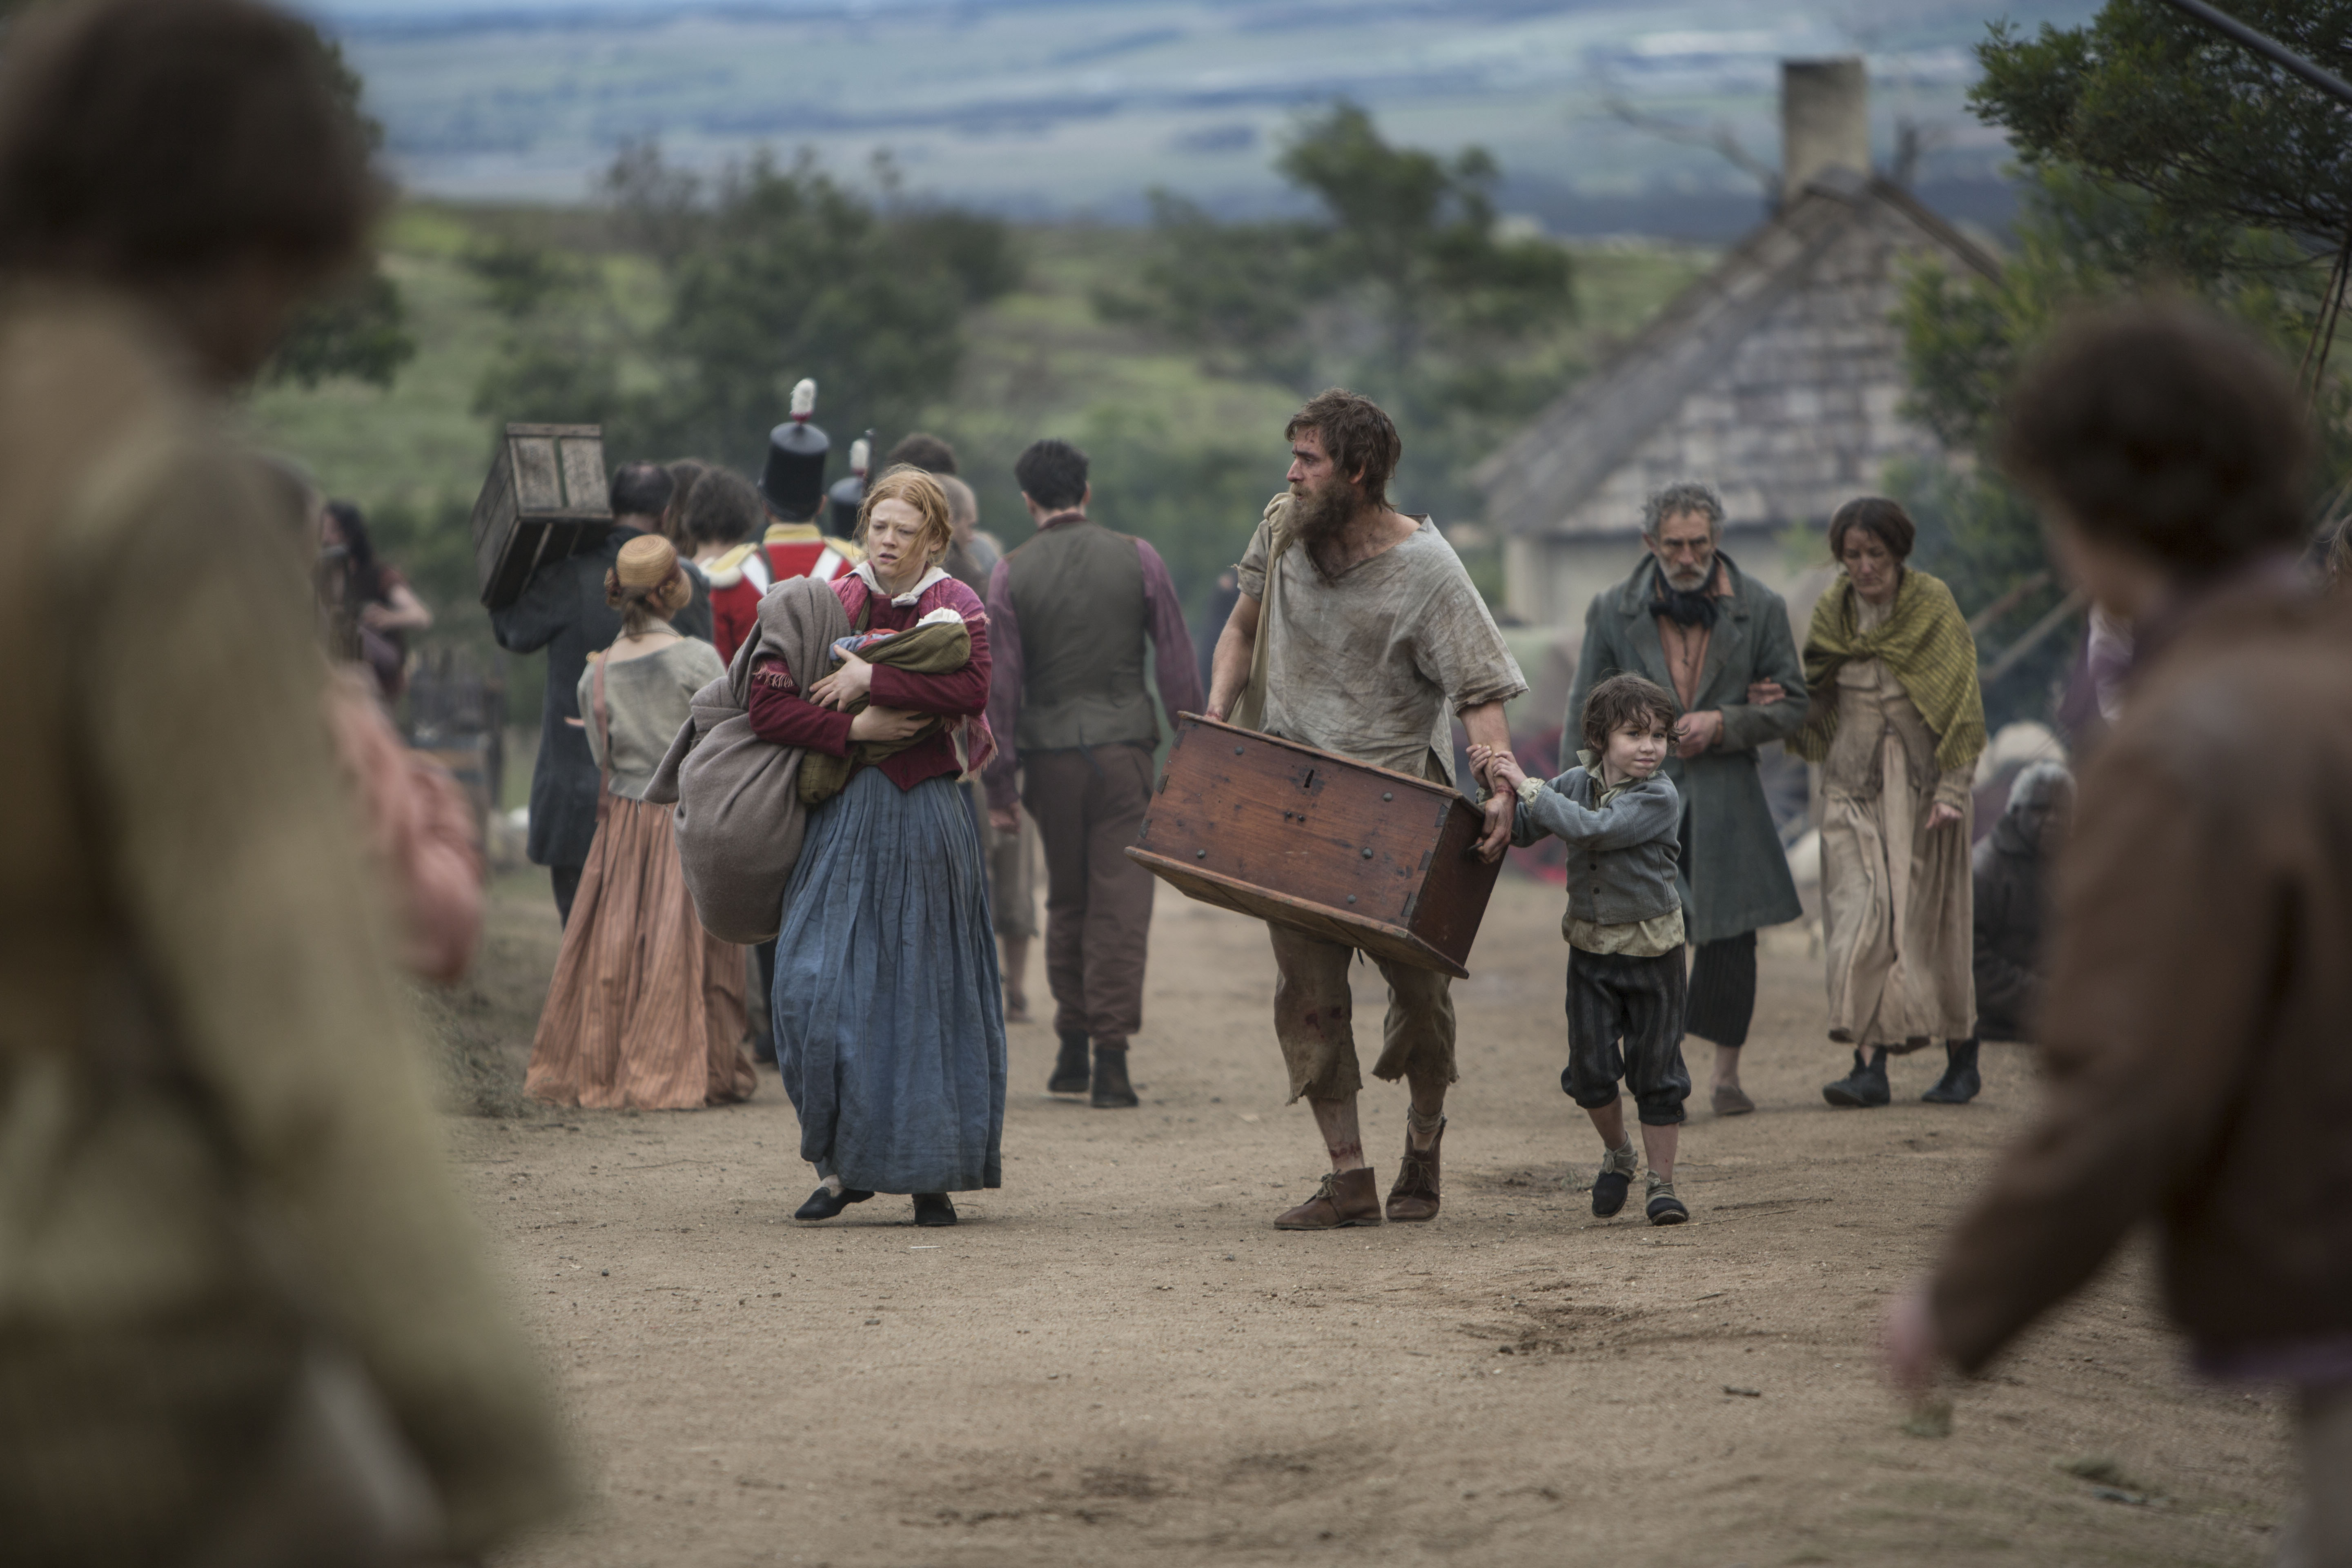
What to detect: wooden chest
<box><xmin>1125</xmin><ymin>714</ymin><xmax>1501</xmax><ymax>978</ymax></box>
<box><xmin>470</xmin><ymin>423</ymin><xmax>615</xmax><ymax>610</ymax></box>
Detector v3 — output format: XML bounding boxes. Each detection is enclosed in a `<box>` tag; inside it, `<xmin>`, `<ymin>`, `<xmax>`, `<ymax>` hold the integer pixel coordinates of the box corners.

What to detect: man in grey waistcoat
<box><xmin>1567</xmin><ymin>481</ymin><xmax>1806</xmax><ymax>1114</ymax></box>
<box><xmin>985</xmin><ymin>439</ymin><xmax>1202</xmax><ymax>1109</ymax></box>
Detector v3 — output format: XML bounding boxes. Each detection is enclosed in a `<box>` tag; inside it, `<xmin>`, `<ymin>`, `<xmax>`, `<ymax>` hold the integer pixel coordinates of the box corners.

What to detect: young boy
<box><xmin>1473</xmin><ymin>674</ymin><xmax>1692</xmax><ymax>1226</ymax></box>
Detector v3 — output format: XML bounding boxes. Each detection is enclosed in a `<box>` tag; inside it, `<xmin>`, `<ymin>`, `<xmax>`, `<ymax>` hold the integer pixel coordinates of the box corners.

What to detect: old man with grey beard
<box><xmin>1207</xmin><ymin>389</ymin><xmax>1524</xmax><ymax>1230</ymax></box>
<box><xmin>1567</xmin><ymin>482</ymin><xmax>1807</xmax><ymax>1115</ymax></box>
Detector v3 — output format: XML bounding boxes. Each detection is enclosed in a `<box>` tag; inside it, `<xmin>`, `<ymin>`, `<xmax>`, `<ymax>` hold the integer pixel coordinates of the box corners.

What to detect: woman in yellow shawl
<box><xmin>1795</xmin><ymin>498</ymin><xmax>1986</xmax><ymax>1107</ymax></box>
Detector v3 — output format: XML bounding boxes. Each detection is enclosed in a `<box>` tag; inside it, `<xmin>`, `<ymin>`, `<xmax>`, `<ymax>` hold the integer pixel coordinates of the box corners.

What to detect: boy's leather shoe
<box><xmin>1591</xmin><ymin>1142</ymin><xmax>1638</xmax><ymax>1217</ymax></box>
<box><xmin>1274</xmin><ymin>1168</ymin><xmax>1381</xmax><ymax>1229</ymax></box>
<box><xmin>1645</xmin><ymin>1172</ymin><xmax>1688</xmax><ymax>1226</ymax></box>
<box><xmin>1386</xmin><ymin>1118</ymin><xmax>1444</xmax><ymax>1223</ymax></box>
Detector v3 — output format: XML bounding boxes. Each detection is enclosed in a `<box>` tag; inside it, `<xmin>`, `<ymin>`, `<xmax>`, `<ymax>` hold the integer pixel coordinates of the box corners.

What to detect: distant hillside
<box><xmin>318</xmin><ymin>0</ymin><xmax>2096</xmax><ymax>234</ymax></box>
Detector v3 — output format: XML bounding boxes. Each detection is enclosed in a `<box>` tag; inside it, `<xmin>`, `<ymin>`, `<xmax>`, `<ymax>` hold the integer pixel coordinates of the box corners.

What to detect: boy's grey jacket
<box><xmin>1566</xmin><ymin>550</ymin><xmax>1806</xmax><ymax>943</ymax></box>
<box><xmin>1510</xmin><ymin>766</ymin><xmax>1683</xmax><ymax>926</ymax></box>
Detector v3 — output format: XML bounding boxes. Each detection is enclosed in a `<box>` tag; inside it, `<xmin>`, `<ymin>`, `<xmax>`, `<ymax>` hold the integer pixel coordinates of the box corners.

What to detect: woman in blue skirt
<box><xmin>746</xmin><ymin>466</ymin><xmax>1007</xmax><ymax>1226</ymax></box>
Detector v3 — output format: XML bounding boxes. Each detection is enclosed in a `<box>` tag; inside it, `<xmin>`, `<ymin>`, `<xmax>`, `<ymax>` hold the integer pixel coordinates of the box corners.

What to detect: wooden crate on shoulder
<box><xmin>470</xmin><ymin>423</ymin><xmax>613</xmax><ymax>610</ymax></box>
<box><xmin>1126</xmin><ymin>714</ymin><xmax>1501</xmax><ymax>978</ymax></box>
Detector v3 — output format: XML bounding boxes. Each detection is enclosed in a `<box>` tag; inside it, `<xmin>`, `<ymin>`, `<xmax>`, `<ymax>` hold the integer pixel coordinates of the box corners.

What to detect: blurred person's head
<box><xmin>320</xmin><ymin>497</ymin><xmax>377</xmax><ymax>575</ymax></box>
<box><xmin>2004</xmin><ymin>760</ymin><xmax>2075</xmax><ymax>856</ymax></box>
<box><xmin>660</xmin><ymin>457</ymin><xmax>710</xmax><ymax>544</ymax></box>
<box><xmin>1642</xmin><ymin>480</ymin><xmax>1724</xmax><ymax>617</ymax></box>
<box><xmin>2005</xmin><ymin>303</ymin><xmax>2313</xmax><ymax>620</ymax></box>
<box><xmin>857</xmin><ymin>465</ymin><xmax>953</xmax><ymax>590</ymax></box>
<box><xmin>885</xmin><ymin>432</ymin><xmax>957</xmax><ymax>476</ymax></box>
<box><xmin>609</xmin><ymin>462</ymin><xmax>673</xmax><ymax>530</ymax></box>
<box><xmin>0</xmin><ymin>0</ymin><xmax>381</xmax><ymax>383</ymax></box>
<box><xmin>681</xmin><ymin>468</ymin><xmax>763</xmax><ymax>556</ymax></box>
<box><xmin>939</xmin><ymin>474</ymin><xmax>980</xmax><ymax>544</ymax></box>
<box><xmin>606</xmin><ymin>533</ymin><xmax>690</xmax><ymax>636</ymax></box>
<box><xmin>2327</xmin><ymin>518</ymin><xmax>2352</xmax><ymax>595</ymax></box>
<box><xmin>1828</xmin><ymin>497</ymin><xmax>1915</xmax><ymax>608</ymax></box>
<box><xmin>1014</xmin><ymin>439</ymin><xmax>1089</xmax><ymax>517</ymax></box>
<box><xmin>1285</xmin><ymin>389</ymin><xmax>1399</xmax><ymax>548</ymax></box>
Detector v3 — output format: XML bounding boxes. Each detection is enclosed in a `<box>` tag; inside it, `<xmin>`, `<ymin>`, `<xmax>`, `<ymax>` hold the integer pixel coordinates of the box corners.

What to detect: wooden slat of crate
<box><xmin>471</xmin><ymin>423</ymin><xmax>615</xmax><ymax>610</ymax></box>
<box><xmin>1126</xmin><ymin>714</ymin><xmax>1501</xmax><ymax>978</ymax></box>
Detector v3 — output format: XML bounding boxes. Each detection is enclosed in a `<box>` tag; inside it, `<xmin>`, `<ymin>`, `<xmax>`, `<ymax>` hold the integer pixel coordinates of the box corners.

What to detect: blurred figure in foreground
<box><xmin>0</xmin><ymin>0</ymin><xmax>566</xmax><ymax>1561</ymax></box>
<box><xmin>323</xmin><ymin>665</ymin><xmax>485</xmax><ymax>986</ymax></box>
<box><xmin>1969</xmin><ymin>760</ymin><xmax>2073</xmax><ymax>1050</ymax></box>
<box><xmin>1886</xmin><ymin>305</ymin><xmax>2352</xmax><ymax>1565</ymax></box>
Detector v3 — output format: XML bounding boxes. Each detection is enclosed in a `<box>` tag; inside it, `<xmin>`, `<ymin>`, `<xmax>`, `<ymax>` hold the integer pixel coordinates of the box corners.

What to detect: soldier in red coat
<box><xmin>706</xmin><ymin>379</ymin><xmax>863</xmax><ymax>663</ymax></box>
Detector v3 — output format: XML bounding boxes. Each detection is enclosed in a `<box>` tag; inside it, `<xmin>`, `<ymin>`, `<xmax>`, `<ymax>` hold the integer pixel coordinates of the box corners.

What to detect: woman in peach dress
<box><xmin>526</xmin><ymin>535</ymin><xmax>755</xmax><ymax>1109</ymax></box>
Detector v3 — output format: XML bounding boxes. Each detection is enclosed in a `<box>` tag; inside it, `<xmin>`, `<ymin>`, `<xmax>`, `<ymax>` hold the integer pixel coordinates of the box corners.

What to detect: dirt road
<box><xmin>451</xmin><ymin>873</ymin><xmax>2289</xmax><ymax>1568</ymax></box>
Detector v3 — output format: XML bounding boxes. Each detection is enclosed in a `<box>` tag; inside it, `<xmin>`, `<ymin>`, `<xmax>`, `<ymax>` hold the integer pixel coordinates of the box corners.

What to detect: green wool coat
<box><xmin>1564</xmin><ymin>550</ymin><xmax>1808</xmax><ymax>944</ymax></box>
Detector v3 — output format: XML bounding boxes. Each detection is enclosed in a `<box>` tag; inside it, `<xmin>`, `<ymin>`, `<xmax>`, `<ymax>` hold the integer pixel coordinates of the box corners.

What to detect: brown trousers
<box><xmin>1268</xmin><ymin>924</ymin><xmax>1457</xmax><ymax>1102</ymax></box>
<box><xmin>1022</xmin><ymin>744</ymin><xmax>1157</xmax><ymax>1045</ymax></box>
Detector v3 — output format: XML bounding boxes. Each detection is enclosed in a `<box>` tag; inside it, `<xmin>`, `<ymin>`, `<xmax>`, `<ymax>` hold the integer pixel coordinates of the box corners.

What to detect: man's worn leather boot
<box><xmin>1090</xmin><ymin>1043</ymin><xmax>1138</xmax><ymax>1109</ymax></box>
<box><xmin>1273</xmin><ymin>1167</ymin><xmax>1381</xmax><ymax>1229</ymax></box>
<box><xmin>1386</xmin><ymin>1117</ymin><xmax>1443</xmax><ymax>1223</ymax></box>
<box><xmin>1048</xmin><ymin>1029</ymin><xmax>1090</xmax><ymax>1095</ymax></box>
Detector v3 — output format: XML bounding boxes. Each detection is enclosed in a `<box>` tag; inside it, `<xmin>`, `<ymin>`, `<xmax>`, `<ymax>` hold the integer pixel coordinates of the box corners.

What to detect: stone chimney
<box><xmin>1781</xmin><ymin>57</ymin><xmax>1870</xmax><ymax>203</ymax></box>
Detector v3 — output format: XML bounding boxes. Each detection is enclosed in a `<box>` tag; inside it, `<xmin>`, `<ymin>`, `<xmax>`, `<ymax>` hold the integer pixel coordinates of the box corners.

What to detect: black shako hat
<box><xmin>828</xmin><ymin>432</ymin><xmax>872</xmax><ymax>537</ymax></box>
<box><xmin>758</xmin><ymin>378</ymin><xmax>828</xmax><ymax>521</ymax></box>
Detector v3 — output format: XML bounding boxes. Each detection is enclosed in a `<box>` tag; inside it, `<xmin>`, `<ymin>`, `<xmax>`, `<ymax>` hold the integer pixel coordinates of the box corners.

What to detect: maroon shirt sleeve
<box><xmin>746</xmin><ymin>655</ymin><xmax>853</xmax><ymax>755</ymax></box>
<box><xmin>866</xmin><ymin>583</ymin><xmax>993</xmax><ymax>719</ymax></box>
<box><xmin>983</xmin><ymin>557</ymin><xmax>1023</xmax><ymax>811</ymax></box>
<box><xmin>1136</xmin><ymin>539</ymin><xmax>1204</xmax><ymax>718</ymax></box>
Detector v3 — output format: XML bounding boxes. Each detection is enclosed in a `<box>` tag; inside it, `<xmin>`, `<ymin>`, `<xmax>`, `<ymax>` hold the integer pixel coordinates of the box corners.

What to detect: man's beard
<box><xmin>1291</xmin><ymin>474</ymin><xmax>1368</xmax><ymax>550</ymax></box>
<box><xmin>1657</xmin><ymin>579</ymin><xmax>1719</xmax><ymax>628</ymax></box>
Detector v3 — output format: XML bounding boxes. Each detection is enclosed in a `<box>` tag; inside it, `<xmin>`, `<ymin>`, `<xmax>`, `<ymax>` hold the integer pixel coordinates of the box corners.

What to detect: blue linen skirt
<box><xmin>773</xmin><ymin>768</ymin><xmax>1007</xmax><ymax>1193</ymax></box>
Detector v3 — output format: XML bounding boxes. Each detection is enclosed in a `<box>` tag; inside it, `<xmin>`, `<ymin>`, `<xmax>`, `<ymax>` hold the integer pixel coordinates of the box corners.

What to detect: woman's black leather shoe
<box><xmin>793</xmin><ymin>1185</ymin><xmax>874</xmax><ymax>1221</ymax></box>
<box><xmin>913</xmin><ymin>1193</ymin><xmax>958</xmax><ymax>1227</ymax></box>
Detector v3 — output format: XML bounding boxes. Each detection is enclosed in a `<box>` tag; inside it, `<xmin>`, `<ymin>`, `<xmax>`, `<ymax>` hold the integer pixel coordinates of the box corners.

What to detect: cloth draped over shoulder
<box><xmin>1227</xmin><ymin>492</ymin><xmax>1294</xmax><ymax>735</ymax></box>
<box><xmin>796</xmin><ymin>610</ymin><xmax>978</xmax><ymax>806</ymax></box>
<box><xmin>1793</xmin><ymin>570</ymin><xmax>1984</xmax><ymax>772</ymax></box>
<box><xmin>645</xmin><ymin>576</ymin><xmax>847</xmax><ymax>944</ymax></box>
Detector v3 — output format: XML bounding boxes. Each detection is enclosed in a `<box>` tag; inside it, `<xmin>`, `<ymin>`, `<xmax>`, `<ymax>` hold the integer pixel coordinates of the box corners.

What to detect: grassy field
<box><xmin>242</xmin><ymin>203</ymin><xmax>1716</xmax><ymax>582</ymax></box>
<box><xmin>241</xmin><ymin>204</ymin><xmax>1716</xmax><ymax>736</ymax></box>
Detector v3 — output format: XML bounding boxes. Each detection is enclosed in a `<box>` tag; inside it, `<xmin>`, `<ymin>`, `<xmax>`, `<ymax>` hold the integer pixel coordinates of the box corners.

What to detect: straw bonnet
<box><xmin>615</xmin><ymin>533</ymin><xmax>679</xmax><ymax>588</ymax></box>
<box><xmin>608</xmin><ymin>533</ymin><xmax>691</xmax><ymax>617</ymax></box>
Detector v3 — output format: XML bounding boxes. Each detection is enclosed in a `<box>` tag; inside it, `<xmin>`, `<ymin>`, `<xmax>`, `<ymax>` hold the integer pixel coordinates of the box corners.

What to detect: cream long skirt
<box><xmin>1819</xmin><ymin>729</ymin><xmax>1976</xmax><ymax>1049</ymax></box>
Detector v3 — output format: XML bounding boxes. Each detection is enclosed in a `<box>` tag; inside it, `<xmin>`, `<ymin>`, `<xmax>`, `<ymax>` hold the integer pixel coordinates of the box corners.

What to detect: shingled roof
<box><xmin>1473</xmin><ymin>169</ymin><xmax>2000</xmax><ymax>541</ymax></box>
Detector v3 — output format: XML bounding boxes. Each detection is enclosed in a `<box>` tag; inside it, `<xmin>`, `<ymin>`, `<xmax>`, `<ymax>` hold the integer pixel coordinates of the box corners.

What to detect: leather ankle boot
<box><xmin>1273</xmin><ymin>1167</ymin><xmax>1381</xmax><ymax>1229</ymax></box>
<box><xmin>1090</xmin><ymin>1044</ymin><xmax>1138</xmax><ymax>1108</ymax></box>
<box><xmin>1386</xmin><ymin>1116</ymin><xmax>1444</xmax><ymax>1222</ymax></box>
<box><xmin>1822</xmin><ymin>1047</ymin><xmax>1891</xmax><ymax>1107</ymax></box>
<box><xmin>1922</xmin><ymin>1038</ymin><xmax>1982</xmax><ymax>1104</ymax></box>
<box><xmin>1048</xmin><ymin>1030</ymin><xmax>1089</xmax><ymax>1094</ymax></box>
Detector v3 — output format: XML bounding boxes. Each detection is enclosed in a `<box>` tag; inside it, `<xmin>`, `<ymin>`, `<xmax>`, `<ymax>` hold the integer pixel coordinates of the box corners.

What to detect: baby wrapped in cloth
<box><xmin>796</xmin><ymin>606</ymin><xmax>980</xmax><ymax>804</ymax></box>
